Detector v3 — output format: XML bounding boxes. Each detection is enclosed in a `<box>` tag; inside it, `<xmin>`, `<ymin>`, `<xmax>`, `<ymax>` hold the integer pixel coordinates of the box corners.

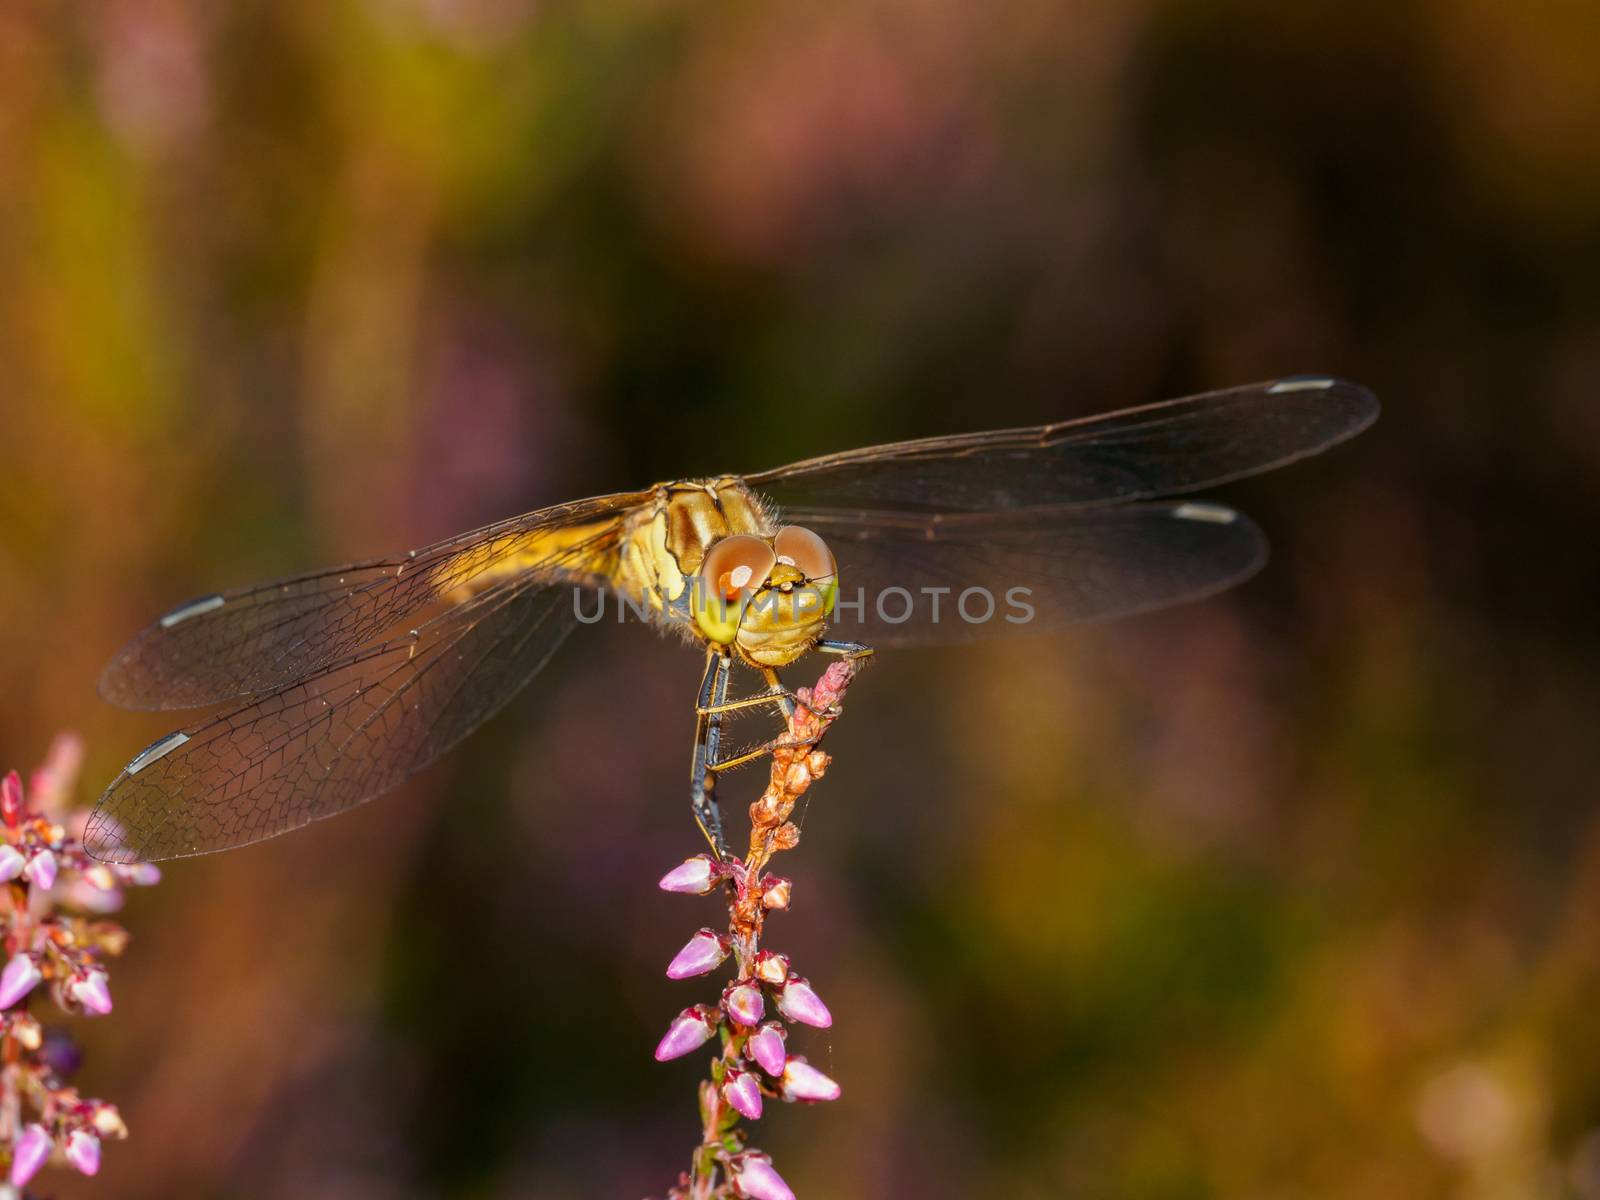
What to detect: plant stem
<box><xmin>681</xmin><ymin>657</ymin><xmax>859</xmax><ymax>1197</ymax></box>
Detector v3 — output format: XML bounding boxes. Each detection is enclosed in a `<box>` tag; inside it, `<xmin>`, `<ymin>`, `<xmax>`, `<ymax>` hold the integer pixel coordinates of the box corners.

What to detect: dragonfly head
<box><xmin>694</xmin><ymin>526</ymin><xmax>838</xmax><ymax>667</ymax></box>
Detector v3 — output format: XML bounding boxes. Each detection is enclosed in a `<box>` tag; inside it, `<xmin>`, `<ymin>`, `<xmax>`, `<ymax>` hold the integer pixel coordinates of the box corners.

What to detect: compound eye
<box><xmin>700</xmin><ymin>535</ymin><xmax>777</xmax><ymax>602</ymax></box>
<box><xmin>773</xmin><ymin>525</ymin><xmax>836</xmax><ymax>582</ymax></box>
<box><xmin>695</xmin><ymin>535</ymin><xmax>777</xmax><ymax>645</ymax></box>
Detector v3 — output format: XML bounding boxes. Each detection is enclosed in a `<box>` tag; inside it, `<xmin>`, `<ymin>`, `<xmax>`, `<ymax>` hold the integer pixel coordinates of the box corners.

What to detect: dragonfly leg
<box><xmin>695</xmin><ymin>689</ymin><xmax>797</xmax><ymax>717</ymax></box>
<box><xmin>705</xmin><ymin>650</ymin><xmax>855</xmax><ymax>771</ymax></box>
<box><xmin>709</xmin><ymin>736</ymin><xmax>786</xmax><ymax>773</ymax></box>
<box><xmin>815</xmin><ymin>638</ymin><xmax>874</xmax><ymax>661</ymax></box>
<box><xmin>691</xmin><ymin>648</ymin><xmax>867</xmax><ymax>848</ymax></box>
<box><xmin>700</xmin><ymin>667</ymin><xmax>793</xmax><ymax>773</ymax></box>
<box><xmin>759</xmin><ymin>668</ymin><xmax>797</xmax><ymax>720</ymax></box>
<box><xmin>709</xmin><ymin>645</ymin><xmax>869</xmax><ymax>765</ymax></box>
<box><xmin>690</xmin><ymin>649</ymin><xmax>734</xmax><ymax>858</ymax></box>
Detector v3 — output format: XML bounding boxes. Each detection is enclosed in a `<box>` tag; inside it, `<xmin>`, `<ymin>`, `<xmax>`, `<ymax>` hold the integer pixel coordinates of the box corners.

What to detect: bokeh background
<box><xmin>3</xmin><ymin>0</ymin><xmax>1600</xmax><ymax>1196</ymax></box>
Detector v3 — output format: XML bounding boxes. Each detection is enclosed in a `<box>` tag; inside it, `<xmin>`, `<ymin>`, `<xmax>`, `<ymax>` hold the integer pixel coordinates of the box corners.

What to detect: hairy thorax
<box><xmin>616</xmin><ymin>478</ymin><xmax>776</xmax><ymax>622</ymax></box>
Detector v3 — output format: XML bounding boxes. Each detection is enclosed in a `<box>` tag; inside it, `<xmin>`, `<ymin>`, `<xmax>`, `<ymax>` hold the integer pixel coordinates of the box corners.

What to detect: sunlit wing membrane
<box><xmin>85</xmin><ymin>554</ymin><xmax>606</xmax><ymax>862</ymax></box>
<box><xmin>98</xmin><ymin>492</ymin><xmax>646</xmax><ymax>711</ymax></box>
<box><xmin>786</xmin><ymin>502</ymin><xmax>1266</xmax><ymax>647</ymax></box>
<box><xmin>749</xmin><ymin>377</ymin><xmax>1377</xmax><ymax>512</ymax></box>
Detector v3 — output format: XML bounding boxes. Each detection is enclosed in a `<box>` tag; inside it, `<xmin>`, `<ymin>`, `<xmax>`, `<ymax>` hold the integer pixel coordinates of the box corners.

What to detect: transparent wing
<box><xmin>788</xmin><ymin>501</ymin><xmax>1267</xmax><ymax>647</ymax></box>
<box><xmin>749</xmin><ymin>377</ymin><xmax>1377</xmax><ymax>512</ymax></box>
<box><xmin>85</xmin><ymin>564</ymin><xmax>597</xmax><ymax>863</ymax></box>
<box><xmin>99</xmin><ymin>492</ymin><xmax>645</xmax><ymax>711</ymax></box>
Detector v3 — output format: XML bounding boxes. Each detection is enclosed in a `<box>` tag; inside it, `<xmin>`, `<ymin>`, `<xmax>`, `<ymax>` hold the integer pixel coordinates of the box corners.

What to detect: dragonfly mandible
<box><xmin>86</xmin><ymin>376</ymin><xmax>1377</xmax><ymax>864</ymax></box>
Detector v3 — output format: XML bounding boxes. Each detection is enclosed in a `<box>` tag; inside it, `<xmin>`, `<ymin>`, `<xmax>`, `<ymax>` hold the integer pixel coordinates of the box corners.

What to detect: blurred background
<box><xmin>3</xmin><ymin>0</ymin><xmax>1600</xmax><ymax>1196</ymax></box>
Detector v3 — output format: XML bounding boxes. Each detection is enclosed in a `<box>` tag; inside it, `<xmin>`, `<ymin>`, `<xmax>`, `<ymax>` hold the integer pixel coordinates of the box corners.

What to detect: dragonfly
<box><xmin>85</xmin><ymin>376</ymin><xmax>1378</xmax><ymax>865</ymax></box>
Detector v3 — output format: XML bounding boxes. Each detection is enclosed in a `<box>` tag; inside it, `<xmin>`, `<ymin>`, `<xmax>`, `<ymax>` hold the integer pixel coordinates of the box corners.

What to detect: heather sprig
<box><xmin>0</xmin><ymin>734</ymin><xmax>155</xmax><ymax>1195</ymax></box>
<box><xmin>653</xmin><ymin>659</ymin><xmax>858</xmax><ymax>1200</ymax></box>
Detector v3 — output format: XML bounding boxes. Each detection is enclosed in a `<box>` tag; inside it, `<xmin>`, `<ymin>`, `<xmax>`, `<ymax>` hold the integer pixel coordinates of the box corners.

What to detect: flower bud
<box><xmin>94</xmin><ymin>925</ymin><xmax>131</xmax><ymax>957</ymax></box>
<box><xmin>24</xmin><ymin>849</ymin><xmax>57</xmax><ymax>891</ymax></box>
<box><xmin>83</xmin><ymin>864</ymin><xmax>117</xmax><ymax>891</ymax></box>
<box><xmin>9</xmin><ymin>1124</ymin><xmax>50</xmax><ymax>1187</ymax></box>
<box><xmin>781</xmin><ymin>763</ymin><xmax>812</xmax><ymax>798</ymax></box>
<box><xmin>0</xmin><ymin>844</ymin><xmax>25</xmax><ymax>882</ymax></box>
<box><xmin>722</xmin><ymin>980</ymin><xmax>764</xmax><ymax>1028</ymax></box>
<box><xmin>775</xmin><ymin>975</ymin><xmax>832</xmax><ymax>1029</ymax></box>
<box><xmin>780</xmin><ymin>1056</ymin><xmax>841</xmax><ymax>1102</ymax></box>
<box><xmin>728</xmin><ymin>1151</ymin><xmax>795</xmax><ymax>1200</ymax></box>
<box><xmin>10</xmin><ymin>1011</ymin><xmax>41</xmax><ymax>1050</ymax></box>
<box><xmin>751</xmin><ymin>951</ymin><xmax>789</xmax><ymax>987</ymax></box>
<box><xmin>0</xmin><ymin>772</ymin><xmax>22</xmax><ymax>827</ymax></box>
<box><xmin>65</xmin><ymin>1128</ymin><xmax>100</xmax><ymax>1176</ymax></box>
<box><xmin>722</xmin><ymin>1067</ymin><xmax>763</xmax><ymax>1120</ymax></box>
<box><xmin>653</xmin><ymin>1006</ymin><xmax>718</xmax><ymax>1062</ymax></box>
<box><xmin>0</xmin><ymin>953</ymin><xmax>42</xmax><ymax>1008</ymax></box>
<box><xmin>665</xmin><ymin>929</ymin><xmax>731</xmax><ymax>980</ymax></box>
<box><xmin>60</xmin><ymin>879</ymin><xmax>125</xmax><ymax>913</ymax></box>
<box><xmin>92</xmin><ymin>1104</ymin><xmax>128</xmax><ymax>1139</ymax></box>
<box><xmin>658</xmin><ymin>855</ymin><xmax>722</xmax><ymax>895</ymax></box>
<box><xmin>759</xmin><ymin>875</ymin><xmax>792</xmax><ymax>911</ymax></box>
<box><xmin>71</xmin><ymin>969</ymin><xmax>114</xmax><ymax>1016</ymax></box>
<box><xmin>745</xmin><ymin>1022</ymin><xmax>787</xmax><ymax>1077</ymax></box>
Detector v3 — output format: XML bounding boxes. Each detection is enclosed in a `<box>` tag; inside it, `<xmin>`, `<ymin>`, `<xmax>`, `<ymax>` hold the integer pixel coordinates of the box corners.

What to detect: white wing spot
<box><xmin>159</xmin><ymin>594</ymin><xmax>225</xmax><ymax>629</ymax></box>
<box><xmin>1268</xmin><ymin>377</ymin><xmax>1335</xmax><ymax>394</ymax></box>
<box><xmin>1174</xmin><ymin>502</ymin><xmax>1238</xmax><ymax>524</ymax></box>
<box><xmin>127</xmin><ymin>732</ymin><xmax>190</xmax><ymax>775</ymax></box>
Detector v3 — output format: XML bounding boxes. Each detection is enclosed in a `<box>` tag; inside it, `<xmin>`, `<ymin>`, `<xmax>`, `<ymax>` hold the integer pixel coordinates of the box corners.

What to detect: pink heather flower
<box><xmin>65</xmin><ymin>1128</ymin><xmax>101</xmax><ymax>1176</ymax></box>
<box><xmin>122</xmin><ymin>863</ymin><xmax>162</xmax><ymax>887</ymax></box>
<box><xmin>658</xmin><ymin>855</ymin><xmax>721</xmax><ymax>895</ymax></box>
<box><xmin>0</xmin><ymin>953</ymin><xmax>42</xmax><ymax>1008</ymax></box>
<box><xmin>10</xmin><ymin>1011</ymin><xmax>41</xmax><ymax>1050</ymax></box>
<box><xmin>83</xmin><ymin>864</ymin><xmax>117</xmax><ymax>891</ymax></box>
<box><xmin>775</xmin><ymin>975</ymin><xmax>832</xmax><ymax>1029</ymax></box>
<box><xmin>746</xmin><ymin>1022</ymin><xmax>788</xmax><ymax>1076</ymax></box>
<box><xmin>728</xmin><ymin>1152</ymin><xmax>795</xmax><ymax>1200</ymax></box>
<box><xmin>666</xmin><ymin>929</ymin><xmax>730</xmax><ymax>980</ymax></box>
<box><xmin>71</xmin><ymin>969</ymin><xmax>114</xmax><ymax>1016</ymax></box>
<box><xmin>29</xmin><ymin>732</ymin><xmax>84</xmax><ymax>816</ymax></box>
<box><xmin>91</xmin><ymin>1104</ymin><xmax>128</xmax><ymax>1139</ymax></box>
<box><xmin>61</xmin><ymin>879</ymin><xmax>125</xmax><ymax>914</ymax></box>
<box><xmin>24</xmin><ymin>849</ymin><xmax>57</xmax><ymax>891</ymax></box>
<box><xmin>0</xmin><ymin>844</ymin><xmax>24</xmax><ymax>882</ymax></box>
<box><xmin>722</xmin><ymin>980</ymin><xmax>764</xmax><ymax>1027</ymax></box>
<box><xmin>0</xmin><ymin>771</ymin><xmax>21</xmax><ymax>826</ymax></box>
<box><xmin>760</xmin><ymin>875</ymin><xmax>792</xmax><ymax>911</ymax></box>
<box><xmin>780</xmin><ymin>1057</ymin><xmax>841</xmax><ymax>1103</ymax></box>
<box><xmin>10</xmin><ymin>1123</ymin><xmax>51</xmax><ymax>1187</ymax></box>
<box><xmin>722</xmin><ymin>1068</ymin><xmax>764</xmax><ymax>1120</ymax></box>
<box><xmin>751</xmin><ymin>950</ymin><xmax>789</xmax><ymax>986</ymax></box>
<box><xmin>654</xmin><ymin>1006</ymin><xmax>718</xmax><ymax>1062</ymax></box>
